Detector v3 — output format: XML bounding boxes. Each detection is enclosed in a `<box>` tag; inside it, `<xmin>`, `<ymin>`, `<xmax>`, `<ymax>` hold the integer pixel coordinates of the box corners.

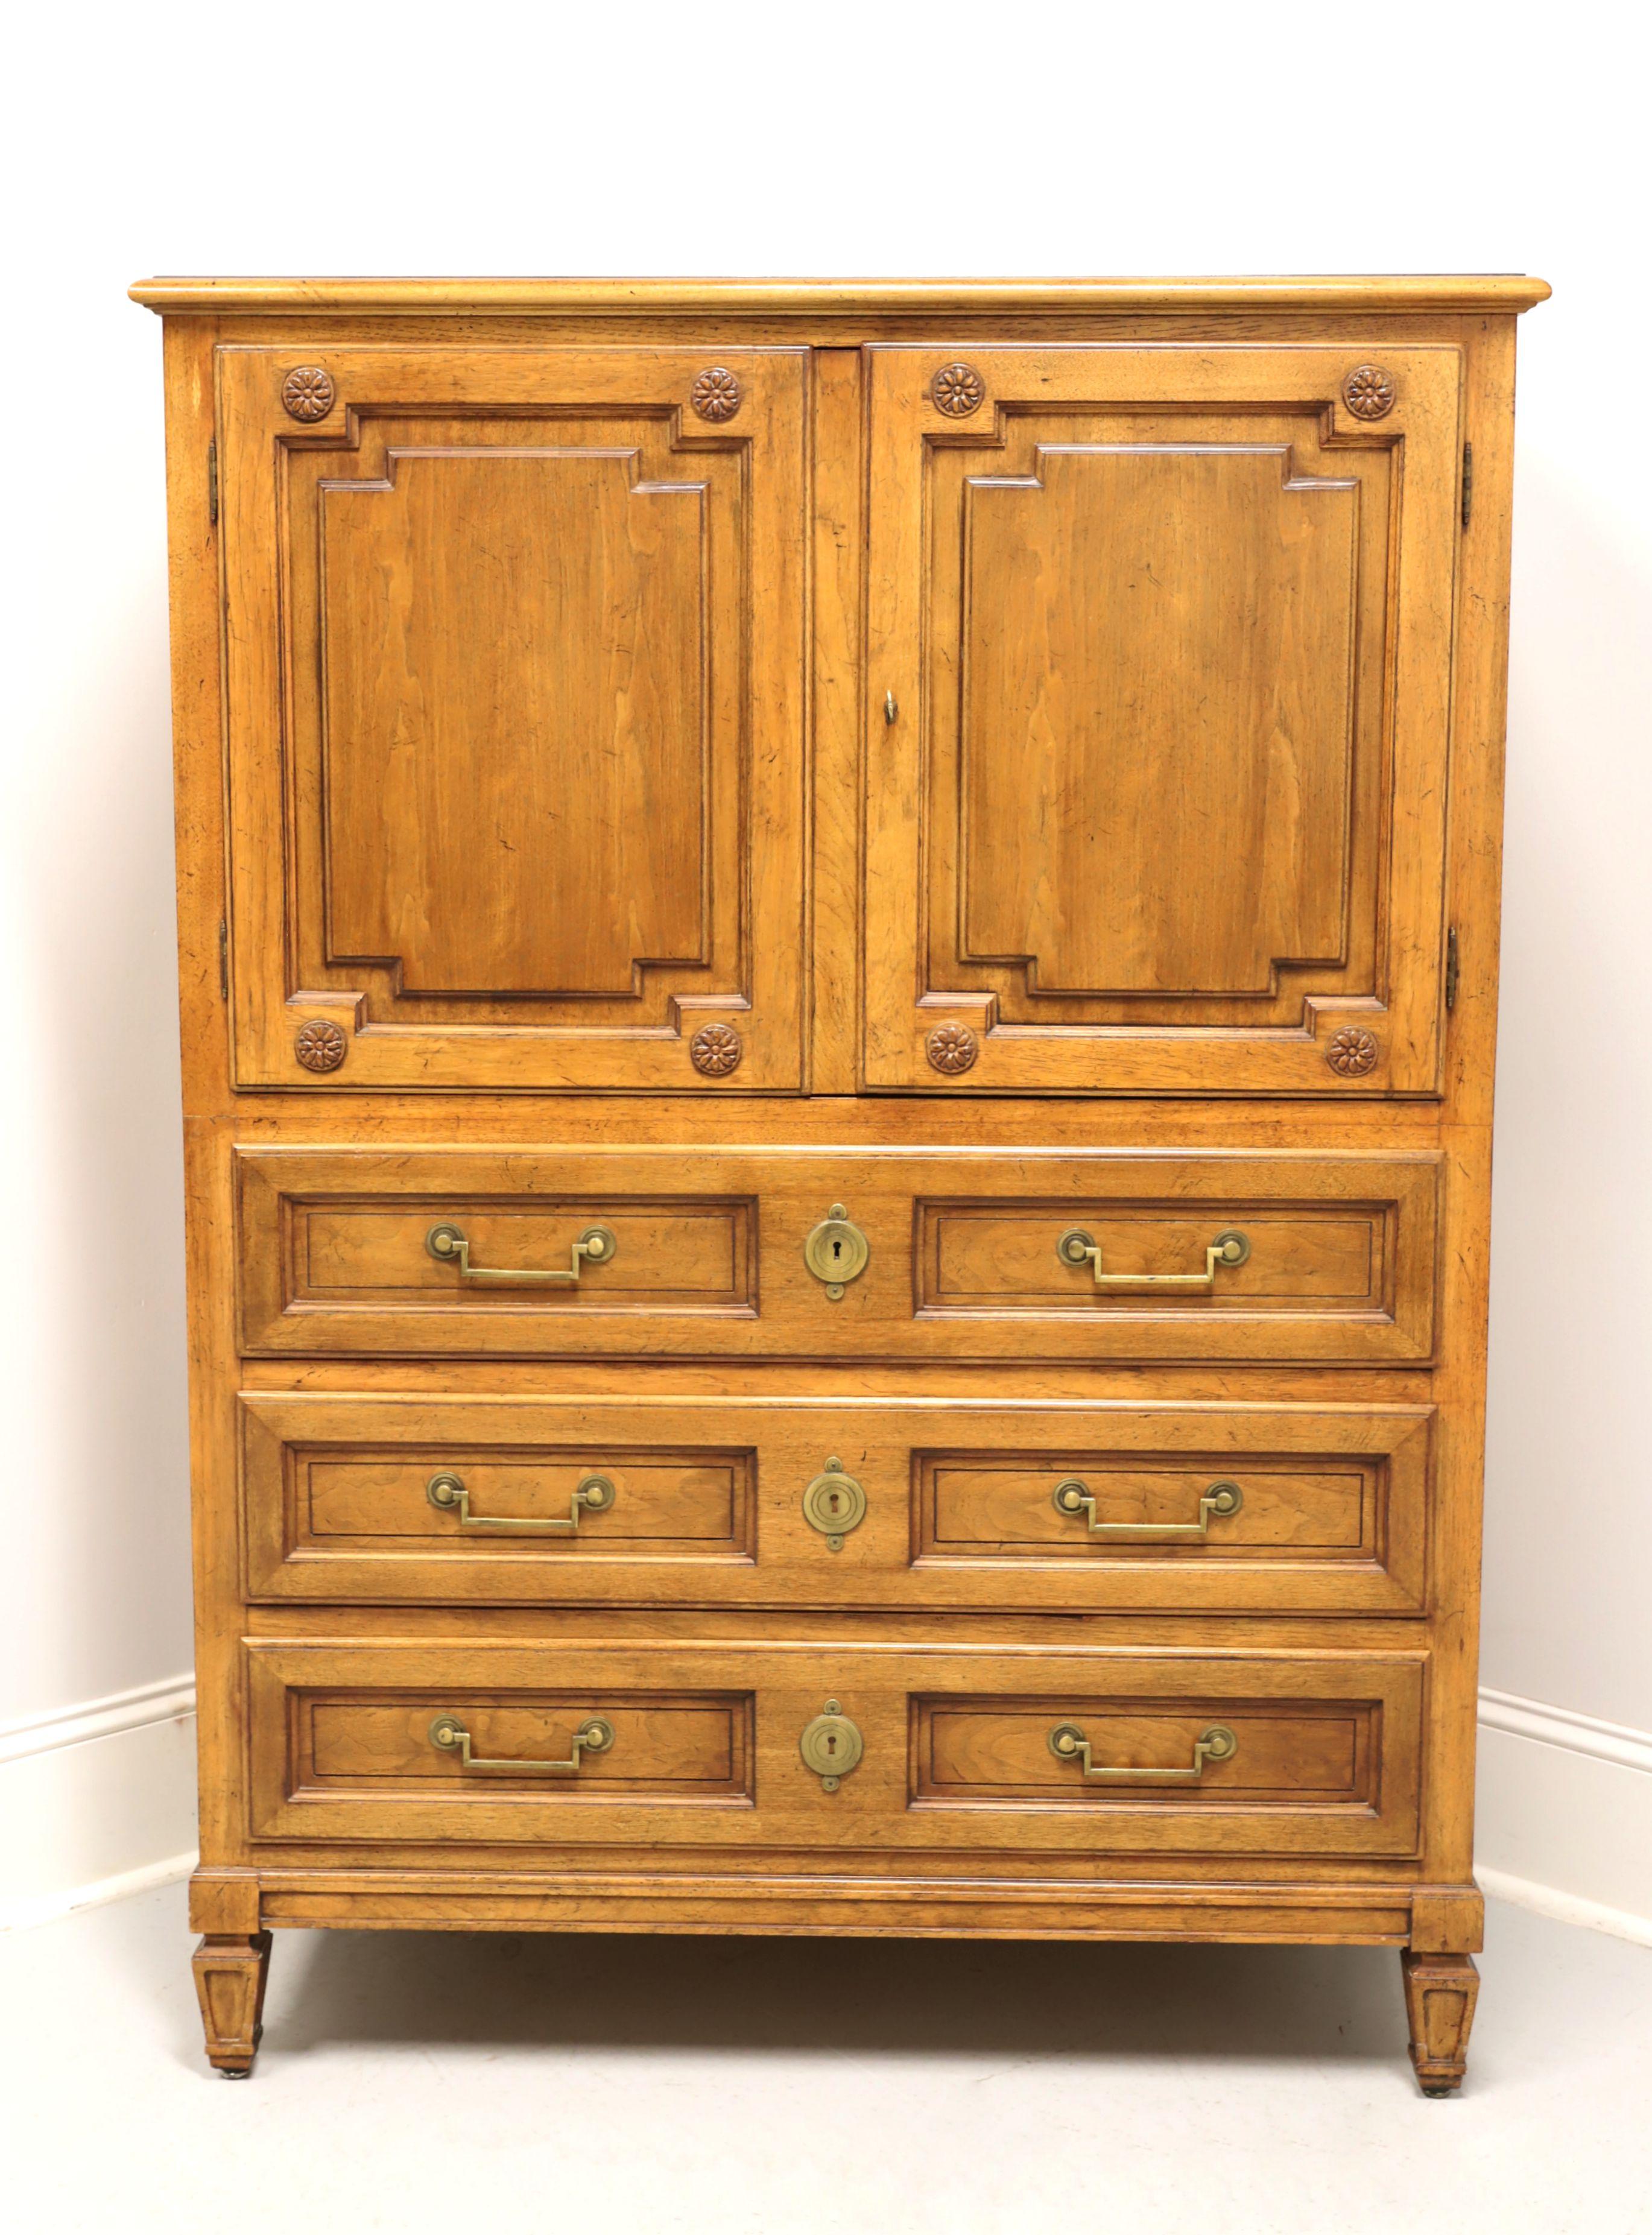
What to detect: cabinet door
<box><xmin>864</xmin><ymin>344</ymin><xmax>1463</xmax><ymax>1094</ymax></box>
<box><xmin>217</xmin><ymin>346</ymin><xmax>806</xmax><ymax>1089</ymax></box>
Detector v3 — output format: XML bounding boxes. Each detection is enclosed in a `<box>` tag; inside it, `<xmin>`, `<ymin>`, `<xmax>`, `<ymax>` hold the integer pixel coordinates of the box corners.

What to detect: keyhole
<box><xmin>832</xmin><ymin>1238</ymin><xmax>843</xmax><ymax>1262</ymax></box>
<box><xmin>824</xmin><ymin>1733</ymin><xmax>838</xmax><ymax>1757</ymax></box>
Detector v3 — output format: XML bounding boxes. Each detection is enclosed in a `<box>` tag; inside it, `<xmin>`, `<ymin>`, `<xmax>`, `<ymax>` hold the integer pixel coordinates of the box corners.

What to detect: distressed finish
<box><xmin>133</xmin><ymin>273</ymin><xmax>1545</xmax><ymax>2088</ymax></box>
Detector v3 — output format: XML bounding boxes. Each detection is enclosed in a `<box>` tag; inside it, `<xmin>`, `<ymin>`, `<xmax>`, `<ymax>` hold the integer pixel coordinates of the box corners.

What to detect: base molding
<box><xmin>1479</xmin><ymin>1865</ymin><xmax>1652</xmax><ymax>1950</ymax></box>
<box><xmin>197</xmin><ymin>1867</ymin><xmax>1490</xmax><ymax>1945</ymax></box>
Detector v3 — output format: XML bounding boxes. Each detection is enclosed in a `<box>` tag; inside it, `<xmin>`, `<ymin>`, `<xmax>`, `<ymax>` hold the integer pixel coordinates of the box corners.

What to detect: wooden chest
<box><xmin>132</xmin><ymin>271</ymin><xmax>1548</xmax><ymax>2090</ymax></box>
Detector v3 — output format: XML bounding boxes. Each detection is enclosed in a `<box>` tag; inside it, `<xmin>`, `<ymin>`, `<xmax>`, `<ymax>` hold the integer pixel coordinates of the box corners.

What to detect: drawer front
<box><xmin>242</xmin><ymin>1394</ymin><xmax>1429</xmax><ymax>1614</ymax></box>
<box><xmin>237</xmin><ymin>1147</ymin><xmax>1438</xmax><ymax>1363</ymax></box>
<box><xmin>246</xmin><ymin>1640</ymin><xmax>1423</xmax><ymax>1859</ymax></box>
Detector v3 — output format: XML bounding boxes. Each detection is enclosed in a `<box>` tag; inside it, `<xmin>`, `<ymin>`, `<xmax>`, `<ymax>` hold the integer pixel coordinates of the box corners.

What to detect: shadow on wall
<box><xmin>15</xmin><ymin>537</ymin><xmax>193</xmax><ymax>1716</ymax></box>
<box><xmin>1485</xmin><ymin>446</ymin><xmax>1652</xmax><ymax>1723</ymax></box>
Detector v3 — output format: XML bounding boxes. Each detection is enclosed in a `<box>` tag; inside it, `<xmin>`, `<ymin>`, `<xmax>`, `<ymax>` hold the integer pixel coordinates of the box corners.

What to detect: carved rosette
<box><xmin>930</xmin><ymin>362</ymin><xmax>985</xmax><ymax>417</ymax></box>
<box><xmin>281</xmin><ymin>366</ymin><xmax>336</xmax><ymax>422</ymax></box>
<box><xmin>690</xmin><ymin>367</ymin><xmax>742</xmax><ymax>423</ymax></box>
<box><xmin>926</xmin><ymin>1022</ymin><xmax>979</xmax><ymax>1075</ymax></box>
<box><xmin>1341</xmin><ymin>364</ymin><xmax>1396</xmax><ymax>420</ymax></box>
<box><xmin>294</xmin><ymin>1018</ymin><xmax>347</xmax><ymax>1073</ymax></box>
<box><xmin>689</xmin><ymin>1021</ymin><xmax>744</xmax><ymax>1076</ymax></box>
<box><xmin>1326</xmin><ymin>1026</ymin><xmax>1379</xmax><ymax>1077</ymax></box>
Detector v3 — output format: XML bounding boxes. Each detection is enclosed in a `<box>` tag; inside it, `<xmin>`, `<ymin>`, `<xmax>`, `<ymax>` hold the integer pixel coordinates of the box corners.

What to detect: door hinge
<box><xmin>1445</xmin><ymin>925</ymin><xmax>1460</xmax><ymax>1011</ymax></box>
<box><xmin>1460</xmin><ymin>441</ymin><xmax>1473</xmax><ymax>530</ymax></box>
<box><xmin>218</xmin><ymin>918</ymin><xmax>229</xmax><ymax>1000</ymax></box>
<box><xmin>207</xmin><ymin>440</ymin><xmax>218</xmax><ymax>526</ymax></box>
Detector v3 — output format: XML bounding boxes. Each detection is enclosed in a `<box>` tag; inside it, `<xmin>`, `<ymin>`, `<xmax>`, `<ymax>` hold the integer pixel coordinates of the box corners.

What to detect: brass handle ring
<box><xmin>426</xmin><ymin>1221</ymin><xmax>616</xmax><ymax>1285</ymax></box>
<box><xmin>428</xmin><ymin>1713</ymin><xmax>615</xmax><ymax>1775</ymax></box>
<box><xmin>426</xmin><ymin>1471</ymin><xmax>616</xmax><ymax>1534</ymax></box>
<box><xmin>1052</xmin><ymin>1478</ymin><xmax>1243</xmax><ymax>1541</ymax></box>
<box><xmin>1057</xmin><ymin>1227</ymin><xmax>1249</xmax><ymax>1292</ymax></box>
<box><xmin>1048</xmin><ymin>1721</ymin><xmax>1238</xmax><ymax>1783</ymax></box>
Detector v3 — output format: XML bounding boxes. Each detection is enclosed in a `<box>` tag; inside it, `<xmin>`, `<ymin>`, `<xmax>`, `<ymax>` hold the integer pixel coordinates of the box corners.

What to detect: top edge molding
<box><xmin>129</xmin><ymin>273</ymin><xmax>1552</xmax><ymax>317</ymax></box>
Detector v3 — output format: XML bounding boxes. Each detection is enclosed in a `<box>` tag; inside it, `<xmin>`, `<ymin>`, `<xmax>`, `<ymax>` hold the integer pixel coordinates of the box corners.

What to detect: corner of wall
<box><xmin>0</xmin><ymin>1680</ymin><xmax>197</xmax><ymax>1929</ymax></box>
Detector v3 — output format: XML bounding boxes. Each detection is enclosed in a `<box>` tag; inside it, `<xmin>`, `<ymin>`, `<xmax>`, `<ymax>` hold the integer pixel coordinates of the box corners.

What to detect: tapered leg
<box><xmin>192</xmin><ymin>1932</ymin><xmax>272</xmax><ymax>2078</ymax></box>
<box><xmin>1401</xmin><ymin>1950</ymin><xmax>1479</xmax><ymax>2096</ymax></box>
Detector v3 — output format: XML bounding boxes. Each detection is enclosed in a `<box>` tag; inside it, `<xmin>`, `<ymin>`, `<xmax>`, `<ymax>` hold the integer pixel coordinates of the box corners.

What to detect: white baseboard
<box><xmin>0</xmin><ymin>1852</ymin><xmax>197</xmax><ymax>1935</ymax></box>
<box><xmin>1478</xmin><ymin>1867</ymin><xmax>1652</xmax><ymax>1950</ymax></box>
<box><xmin>1472</xmin><ymin>1689</ymin><xmax>1652</xmax><ymax>1934</ymax></box>
<box><xmin>1476</xmin><ymin>1687</ymin><xmax>1652</xmax><ymax>1775</ymax></box>
<box><xmin>0</xmin><ymin>1677</ymin><xmax>198</xmax><ymax>1929</ymax></box>
<box><xmin>0</xmin><ymin>1674</ymin><xmax>197</xmax><ymax>1765</ymax></box>
<box><xmin>2</xmin><ymin>1676</ymin><xmax>1647</xmax><ymax>1938</ymax></box>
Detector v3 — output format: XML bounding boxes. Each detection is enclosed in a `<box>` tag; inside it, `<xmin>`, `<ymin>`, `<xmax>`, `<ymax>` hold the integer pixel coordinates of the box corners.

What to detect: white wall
<box><xmin>3</xmin><ymin>2</ymin><xmax>1646</xmax><ymax>1924</ymax></box>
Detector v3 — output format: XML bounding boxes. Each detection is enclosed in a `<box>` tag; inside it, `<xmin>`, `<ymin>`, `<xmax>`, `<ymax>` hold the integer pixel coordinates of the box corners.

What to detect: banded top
<box><xmin>129</xmin><ymin>273</ymin><xmax>1551</xmax><ymax>317</ymax></box>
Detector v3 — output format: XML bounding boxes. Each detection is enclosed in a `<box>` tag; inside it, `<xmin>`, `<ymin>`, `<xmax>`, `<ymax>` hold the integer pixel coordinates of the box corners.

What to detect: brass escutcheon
<box><xmin>803</xmin><ymin>1204</ymin><xmax>870</xmax><ymax>1301</ymax></box>
<box><xmin>799</xmin><ymin>1699</ymin><xmax>864</xmax><ymax>1792</ymax></box>
<box><xmin>802</xmin><ymin>1457</ymin><xmax>867</xmax><ymax>1551</ymax></box>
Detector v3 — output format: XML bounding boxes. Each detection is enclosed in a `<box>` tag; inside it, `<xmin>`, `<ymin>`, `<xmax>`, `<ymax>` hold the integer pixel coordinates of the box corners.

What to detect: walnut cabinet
<box><xmin>132</xmin><ymin>273</ymin><xmax>1547</xmax><ymax>2090</ymax></box>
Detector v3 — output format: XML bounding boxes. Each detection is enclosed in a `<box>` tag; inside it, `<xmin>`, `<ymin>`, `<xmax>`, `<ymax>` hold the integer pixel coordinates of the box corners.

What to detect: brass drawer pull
<box><xmin>1052</xmin><ymin>1477</ymin><xmax>1243</xmax><ymax>1541</ymax></box>
<box><xmin>1057</xmin><ymin>1227</ymin><xmax>1249</xmax><ymax>1291</ymax></box>
<box><xmin>426</xmin><ymin>1471</ymin><xmax>615</xmax><ymax>1534</ymax></box>
<box><xmin>1048</xmin><ymin>1720</ymin><xmax>1238</xmax><ymax>1783</ymax></box>
<box><xmin>428</xmin><ymin>1713</ymin><xmax>614</xmax><ymax>1775</ymax></box>
<box><xmin>426</xmin><ymin>1221</ymin><xmax>616</xmax><ymax>1285</ymax></box>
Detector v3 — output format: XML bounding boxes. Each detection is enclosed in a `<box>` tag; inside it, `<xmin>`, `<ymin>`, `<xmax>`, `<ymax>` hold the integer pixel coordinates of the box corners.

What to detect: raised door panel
<box><xmin>217</xmin><ymin>346</ymin><xmax>806</xmax><ymax>1089</ymax></box>
<box><xmin>864</xmin><ymin>344</ymin><xmax>1463</xmax><ymax>1093</ymax></box>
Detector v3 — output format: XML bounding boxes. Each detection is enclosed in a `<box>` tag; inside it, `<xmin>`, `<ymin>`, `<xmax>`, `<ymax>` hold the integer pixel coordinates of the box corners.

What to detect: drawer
<box><xmin>245</xmin><ymin>1639</ymin><xmax>1423</xmax><ymax>1859</ymax></box>
<box><xmin>241</xmin><ymin>1393</ymin><xmax>1430</xmax><ymax>1614</ymax></box>
<box><xmin>236</xmin><ymin>1146</ymin><xmax>1439</xmax><ymax>1363</ymax></box>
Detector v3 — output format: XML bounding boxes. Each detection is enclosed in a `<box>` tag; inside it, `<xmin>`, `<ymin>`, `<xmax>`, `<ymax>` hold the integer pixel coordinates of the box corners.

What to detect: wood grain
<box><xmin>244</xmin><ymin>1637</ymin><xmax>1423</xmax><ymax>1858</ymax></box>
<box><xmin>863</xmin><ymin>343</ymin><xmax>1461</xmax><ymax>1094</ymax></box>
<box><xmin>234</xmin><ymin>1143</ymin><xmax>1440</xmax><ymax>1365</ymax></box>
<box><xmin>138</xmin><ymin>275</ymin><xmax>1544</xmax><ymax>2088</ymax></box>
<box><xmin>961</xmin><ymin>445</ymin><xmax>1357</xmax><ymax>996</ymax></box>
<box><xmin>192</xmin><ymin>1933</ymin><xmax>270</xmax><ymax>2078</ymax></box>
<box><xmin>321</xmin><ymin>447</ymin><xmax>707</xmax><ymax>997</ymax></box>
<box><xmin>238</xmin><ymin>1391</ymin><xmax>1429</xmax><ymax>1614</ymax></box>
<box><xmin>1402</xmin><ymin>1950</ymin><xmax>1480</xmax><ymax>2093</ymax></box>
<box><xmin>131</xmin><ymin>275</ymin><xmax>1552</xmax><ymax>315</ymax></box>
<box><xmin>216</xmin><ymin>346</ymin><xmax>808</xmax><ymax>1090</ymax></box>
